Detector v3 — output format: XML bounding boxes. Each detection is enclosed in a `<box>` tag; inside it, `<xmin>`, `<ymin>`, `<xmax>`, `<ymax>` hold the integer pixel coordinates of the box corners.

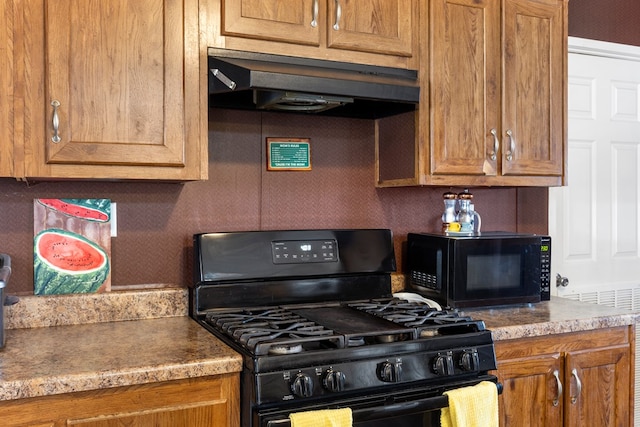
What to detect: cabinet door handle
<box><xmin>552</xmin><ymin>370</ymin><xmax>563</xmax><ymax>406</ymax></box>
<box><xmin>333</xmin><ymin>0</ymin><xmax>342</xmax><ymax>30</ymax></box>
<box><xmin>51</xmin><ymin>100</ymin><xmax>61</xmax><ymax>143</ymax></box>
<box><xmin>505</xmin><ymin>129</ymin><xmax>515</xmax><ymax>161</ymax></box>
<box><xmin>570</xmin><ymin>368</ymin><xmax>582</xmax><ymax>404</ymax></box>
<box><xmin>311</xmin><ymin>0</ymin><xmax>318</xmax><ymax>27</ymax></box>
<box><xmin>489</xmin><ymin>129</ymin><xmax>499</xmax><ymax>161</ymax></box>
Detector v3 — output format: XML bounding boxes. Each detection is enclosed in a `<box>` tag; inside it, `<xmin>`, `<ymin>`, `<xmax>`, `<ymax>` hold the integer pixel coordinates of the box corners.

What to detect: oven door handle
<box><xmin>266</xmin><ymin>394</ymin><xmax>451</xmax><ymax>427</ymax></box>
<box><xmin>266</xmin><ymin>395</ymin><xmax>445</xmax><ymax>427</ymax></box>
<box><xmin>353</xmin><ymin>394</ymin><xmax>449</xmax><ymax>421</ymax></box>
<box><xmin>265</xmin><ymin>382</ymin><xmax>503</xmax><ymax>427</ymax></box>
<box><xmin>266</xmin><ymin>395</ymin><xmax>449</xmax><ymax>427</ymax></box>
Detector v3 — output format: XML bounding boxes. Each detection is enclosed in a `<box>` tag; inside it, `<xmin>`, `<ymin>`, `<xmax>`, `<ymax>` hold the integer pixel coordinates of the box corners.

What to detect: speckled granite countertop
<box><xmin>0</xmin><ymin>289</ymin><xmax>242</xmax><ymax>402</ymax></box>
<box><xmin>2</xmin><ymin>290</ymin><xmax>637</xmax><ymax>402</ymax></box>
<box><xmin>461</xmin><ymin>296</ymin><xmax>640</xmax><ymax>341</ymax></box>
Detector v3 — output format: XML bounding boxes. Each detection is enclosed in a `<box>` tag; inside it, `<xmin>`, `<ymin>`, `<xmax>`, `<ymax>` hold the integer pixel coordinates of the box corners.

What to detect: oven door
<box><xmin>259</xmin><ymin>376</ymin><xmax>499</xmax><ymax>427</ymax></box>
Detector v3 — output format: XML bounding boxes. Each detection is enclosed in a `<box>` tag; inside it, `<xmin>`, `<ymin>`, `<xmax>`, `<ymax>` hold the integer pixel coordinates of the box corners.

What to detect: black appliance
<box><xmin>406</xmin><ymin>232</ymin><xmax>552</xmax><ymax>309</ymax></box>
<box><xmin>0</xmin><ymin>254</ymin><xmax>12</xmax><ymax>348</ymax></box>
<box><xmin>208</xmin><ymin>48</ymin><xmax>419</xmax><ymax>119</ymax></box>
<box><xmin>190</xmin><ymin>229</ymin><xmax>499</xmax><ymax>427</ymax></box>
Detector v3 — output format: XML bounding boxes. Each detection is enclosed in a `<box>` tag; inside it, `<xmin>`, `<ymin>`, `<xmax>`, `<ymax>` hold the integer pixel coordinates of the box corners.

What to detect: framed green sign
<box><xmin>267</xmin><ymin>138</ymin><xmax>312</xmax><ymax>171</ymax></box>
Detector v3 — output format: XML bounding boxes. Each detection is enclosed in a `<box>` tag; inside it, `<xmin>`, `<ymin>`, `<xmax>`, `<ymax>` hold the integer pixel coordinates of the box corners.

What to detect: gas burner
<box><xmin>376</xmin><ymin>334</ymin><xmax>404</xmax><ymax>343</ymax></box>
<box><xmin>347</xmin><ymin>336</ymin><xmax>366</xmax><ymax>346</ymax></box>
<box><xmin>268</xmin><ymin>344</ymin><xmax>304</xmax><ymax>355</ymax></box>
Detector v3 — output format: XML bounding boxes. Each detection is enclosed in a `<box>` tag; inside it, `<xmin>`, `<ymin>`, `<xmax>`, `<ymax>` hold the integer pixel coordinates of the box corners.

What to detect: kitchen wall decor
<box><xmin>33</xmin><ymin>199</ymin><xmax>111</xmax><ymax>295</ymax></box>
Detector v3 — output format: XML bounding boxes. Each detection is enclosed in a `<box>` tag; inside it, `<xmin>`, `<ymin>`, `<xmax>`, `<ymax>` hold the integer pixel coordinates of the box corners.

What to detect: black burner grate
<box><xmin>348</xmin><ymin>298</ymin><xmax>485</xmax><ymax>336</ymax></box>
<box><xmin>205</xmin><ymin>308</ymin><xmax>344</xmax><ymax>355</ymax></box>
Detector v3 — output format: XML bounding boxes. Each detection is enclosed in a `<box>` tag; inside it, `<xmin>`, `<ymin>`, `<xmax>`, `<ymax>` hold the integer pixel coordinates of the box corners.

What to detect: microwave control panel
<box><xmin>540</xmin><ymin>236</ymin><xmax>551</xmax><ymax>300</ymax></box>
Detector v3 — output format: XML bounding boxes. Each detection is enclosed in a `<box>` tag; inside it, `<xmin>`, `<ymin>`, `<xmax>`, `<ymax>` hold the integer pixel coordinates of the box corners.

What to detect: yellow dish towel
<box><xmin>441</xmin><ymin>381</ymin><xmax>499</xmax><ymax>427</ymax></box>
<box><xmin>289</xmin><ymin>408</ymin><xmax>352</xmax><ymax>427</ymax></box>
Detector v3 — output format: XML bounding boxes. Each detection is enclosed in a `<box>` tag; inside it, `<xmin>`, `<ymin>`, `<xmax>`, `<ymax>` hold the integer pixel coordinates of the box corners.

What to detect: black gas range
<box><xmin>190</xmin><ymin>229</ymin><xmax>499</xmax><ymax>427</ymax></box>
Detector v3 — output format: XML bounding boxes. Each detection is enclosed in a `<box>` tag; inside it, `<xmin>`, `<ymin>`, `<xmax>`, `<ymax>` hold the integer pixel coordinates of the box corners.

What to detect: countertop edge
<box><xmin>0</xmin><ymin>356</ymin><xmax>243</xmax><ymax>401</ymax></box>
<box><xmin>488</xmin><ymin>312</ymin><xmax>640</xmax><ymax>341</ymax></box>
<box><xmin>462</xmin><ymin>298</ymin><xmax>640</xmax><ymax>342</ymax></box>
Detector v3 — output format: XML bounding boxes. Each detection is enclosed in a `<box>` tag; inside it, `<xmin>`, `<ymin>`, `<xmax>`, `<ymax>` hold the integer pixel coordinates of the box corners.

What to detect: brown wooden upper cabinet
<box><xmin>0</xmin><ymin>0</ymin><xmax>16</xmax><ymax>177</ymax></box>
<box><xmin>377</xmin><ymin>0</ymin><xmax>567</xmax><ymax>187</ymax></box>
<box><xmin>15</xmin><ymin>0</ymin><xmax>207</xmax><ymax>181</ymax></box>
<box><xmin>215</xmin><ymin>0</ymin><xmax>418</xmax><ymax>68</ymax></box>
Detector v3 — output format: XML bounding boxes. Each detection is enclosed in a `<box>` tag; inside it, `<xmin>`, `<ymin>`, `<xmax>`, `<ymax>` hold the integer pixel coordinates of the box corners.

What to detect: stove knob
<box><xmin>433</xmin><ymin>352</ymin><xmax>455</xmax><ymax>376</ymax></box>
<box><xmin>378</xmin><ymin>360</ymin><xmax>403</xmax><ymax>383</ymax></box>
<box><xmin>460</xmin><ymin>349</ymin><xmax>480</xmax><ymax>371</ymax></box>
<box><xmin>291</xmin><ymin>372</ymin><xmax>314</xmax><ymax>398</ymax></box>
<box><xmin>323</xmin><ymin>369</ymin><xmax>346</xmax><ymax>392</ymax></box>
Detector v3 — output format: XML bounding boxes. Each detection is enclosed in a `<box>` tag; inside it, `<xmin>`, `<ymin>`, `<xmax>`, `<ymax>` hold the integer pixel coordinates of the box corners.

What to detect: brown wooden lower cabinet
<box><xmin>0</xmin><ymin>374</ymin><xmax>239</xmax><ymax>427</ymax></box>
<box><xmin>494</xmin><ymin>327</ymin><xmax>634</xmax><ymax>427</ymax></box>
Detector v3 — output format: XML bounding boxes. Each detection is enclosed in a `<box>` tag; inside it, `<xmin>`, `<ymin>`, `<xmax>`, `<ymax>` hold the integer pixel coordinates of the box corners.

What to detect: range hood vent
<box><xmin>208</xmin><ymin>48</ymin><xmax>419</xmax><ymax>119</ymax></box>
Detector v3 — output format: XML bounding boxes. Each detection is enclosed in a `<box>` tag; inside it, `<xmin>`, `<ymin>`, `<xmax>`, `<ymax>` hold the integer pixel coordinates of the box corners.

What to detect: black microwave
<box><xmin>406</xmin><ymin>232</ymin><xmax>551</xmax><ymax>308</ymax></box>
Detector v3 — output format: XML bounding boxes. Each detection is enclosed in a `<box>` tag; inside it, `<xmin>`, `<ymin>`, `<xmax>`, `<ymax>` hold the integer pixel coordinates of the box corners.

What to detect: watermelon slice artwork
<box><xmin>34</xmin><ymin>199</ymin><xmax>111</xmax><ymax>295</ymax></box>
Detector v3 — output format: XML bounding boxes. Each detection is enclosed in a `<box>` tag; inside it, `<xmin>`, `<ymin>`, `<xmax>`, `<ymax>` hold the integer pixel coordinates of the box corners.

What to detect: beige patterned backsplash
<box><xmin>5</xmin><ymin>287</ymin><xmax>188</xmax><ymax>329</ymax></box>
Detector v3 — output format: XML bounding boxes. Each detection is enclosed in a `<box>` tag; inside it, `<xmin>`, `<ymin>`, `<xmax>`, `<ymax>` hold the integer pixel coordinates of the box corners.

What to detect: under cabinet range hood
<box><xmin>208</xmin><ymin>48</ymin><xmax>419</xmax><ymax>119</ymax></box>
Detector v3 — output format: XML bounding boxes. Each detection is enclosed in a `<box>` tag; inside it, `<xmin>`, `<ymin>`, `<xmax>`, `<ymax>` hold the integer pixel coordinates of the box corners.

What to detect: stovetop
<box><xmin>203</xmin><ymin>298</ymin><xmax>486</xmax><ymax>357</ymax></box>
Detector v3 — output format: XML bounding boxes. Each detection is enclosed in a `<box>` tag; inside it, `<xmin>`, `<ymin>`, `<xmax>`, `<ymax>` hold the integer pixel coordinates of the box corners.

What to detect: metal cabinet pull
<box><xmin>333</xmin><ymin>0</ymin><xmax>342</xmax><ymax>30</ymax></box>
<box><xmin>51</xmin><ymin>100</ymin><xmax>61</xmax><ymax>143</ymax></box>
<box><xmin>570</xmin><ymin>368</ymin><xmax>582</xmax><ymax>404</ymax></box>
<box><xmin>505</xmin><ymin>129</ymin><xmax>515</xmax><ymax>161</ymax></box>
<box><xmin>489</xmin><ymin>129</ymin><xmax>499</xmax><ymax>161</ymax></box>
<box><xmin>311</xmin><ymin>0</ymin><xmax>318</xmax><ymax>27</ymax></box>
<box><xmin>552</xmin><ymin>370</ymin><xmax>563</xmax><ymax>406</ymax></box>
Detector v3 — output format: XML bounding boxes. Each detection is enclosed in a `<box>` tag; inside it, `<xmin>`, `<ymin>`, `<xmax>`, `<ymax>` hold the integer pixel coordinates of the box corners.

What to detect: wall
<box><xmin>0</xmin><ymin>109</ymin><xmax>547</xmax><ymax>295</ymax></box>
<box><xmin>569</xmin><ymin>0</ymin><xmax>640</xmax><ymax>47</ymax></box>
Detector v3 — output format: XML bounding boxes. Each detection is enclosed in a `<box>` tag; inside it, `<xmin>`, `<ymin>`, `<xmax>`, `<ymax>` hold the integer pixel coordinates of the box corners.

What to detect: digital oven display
<box><xmin>271</xmin><ymin>239</ymin><xmax>338</xmax><ymax>264</ymax></box>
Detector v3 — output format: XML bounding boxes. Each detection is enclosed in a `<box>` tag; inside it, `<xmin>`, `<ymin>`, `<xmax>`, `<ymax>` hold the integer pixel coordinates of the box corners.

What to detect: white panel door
<box><xmin>549</xmin><ymin>38</ymin><xmax>640</xmax><ymax>297</ymax></box>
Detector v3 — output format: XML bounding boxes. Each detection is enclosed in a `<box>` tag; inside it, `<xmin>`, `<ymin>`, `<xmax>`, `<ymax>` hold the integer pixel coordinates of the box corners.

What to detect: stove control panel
<box><xmin>290</xmin><ymin>372</ymin><xmax>314</xmax><ymax>397</ymax></box>
<box><xmin>460</xmin><ymin>349</ymin><xmax>480</xmax><ymax>371</ymax></box>
<box><xmin>433</xmin><ymin>352</ymin><xmax>455</xmax><ymax>376</ymax></box>
<box><xmin>378</xmin><ymin>359</ymin><xmax>403</xmax><ymax>382</ymax></box>
<box><xmin>272</xmin><ymin>239</ymin><xmax>338</xmax><ymax>264</ymax></box>
<box><xmin>254</xmin><ymin>343</ymin><xmax>496</xmax><ymax>405</ymax></box>
<box><xmin>323</xmin><ymin>369</ymin><xmax>346</xmax><ymax>392</ymax></box>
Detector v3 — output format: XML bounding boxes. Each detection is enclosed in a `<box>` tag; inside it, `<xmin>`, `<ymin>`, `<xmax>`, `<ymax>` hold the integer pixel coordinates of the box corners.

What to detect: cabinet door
<box><xmin>495</xmin><ymin>354</ymin><xmax>563</xmax><ymax>427</ymax></box>
<box><xmin>327</xmin><ymin>0</ymin><xmax>413</xmax><ymax>57</ymax></box>
<box><xmin>501</xmin><ymin>0</ymin><xmax>565</xmax><ymax>176</ymax></box>
<box><xmin>430</xmin><ymin>0</ymin><xmax>500</xmax><ymax>176</ymax></box>
<box><xmin>0</xmin><ymin>0</ymin><xmax>15</xmax><ymax>177</ymax></box>
<box><xmin>1</xmin><ymin>375</ymin><xmax>239</xmax><ymax>427</ymax></box>
<box><xmin>43</xmin><ymin>0</ymin><xmax>187</xmax><ymax>168</ymax></box>
<box><xmin>222</xmin><ymin>0</ymin><xmax>320</xmax><ymax>46</ymax></box>
<box><xmin>66</xmin><ymin>401</ymin><xmax>228</xmax><ymax>427</ymax></box>
<box><xmin>564</xmin><ymin>345</ymin><xmax>631</xmax><ymax>427</ymax></box>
